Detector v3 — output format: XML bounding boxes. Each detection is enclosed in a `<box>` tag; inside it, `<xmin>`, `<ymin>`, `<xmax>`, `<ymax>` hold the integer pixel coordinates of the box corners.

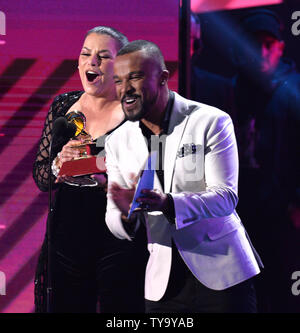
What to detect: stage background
<box><xmin>0</xmin><ymin>0</ymin><xmax>178</xmax><ymax>313</ymax></box>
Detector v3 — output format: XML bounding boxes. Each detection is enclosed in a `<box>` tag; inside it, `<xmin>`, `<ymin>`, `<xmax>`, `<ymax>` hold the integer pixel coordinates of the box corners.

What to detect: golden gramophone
<box><xmin>66</xmin><ymin>110</ymin><xmax>93</xmax><ymax>157</ymax></box>
<box><xmin>58</xmin><ymin>111</ymin><xmax>106</xmax><ymax>185</ymax></box>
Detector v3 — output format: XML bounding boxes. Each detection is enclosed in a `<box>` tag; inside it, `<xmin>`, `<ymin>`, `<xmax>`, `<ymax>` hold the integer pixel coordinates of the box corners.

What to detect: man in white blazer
<box><xmin>105</xmin><ymin>40</ymin><xmax>262</xmax><ymax>313</ymax></box>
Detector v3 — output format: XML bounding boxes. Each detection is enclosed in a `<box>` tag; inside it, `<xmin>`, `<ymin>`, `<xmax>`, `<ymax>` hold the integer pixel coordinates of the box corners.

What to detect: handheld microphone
<box><xmin>46</xmin><ymin>116</ymin><xmax>77</xmax><ymax>313</ymax></box>
<box><xmin>52</xmin><ymin>117</ymin><xmax>77</xmax><ymax>140</ymax></box>
<box><xmin>46</xmin><ymin>115</ymin><xmax>77</xmax><ymax>313</ymax></box>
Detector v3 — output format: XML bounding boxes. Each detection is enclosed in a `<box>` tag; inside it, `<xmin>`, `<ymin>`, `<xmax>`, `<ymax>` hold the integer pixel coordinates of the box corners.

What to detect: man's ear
<box><xmin>160</xmin><ymin>70</ymin><xmax>169</xmax><ymax>86</ymax></box>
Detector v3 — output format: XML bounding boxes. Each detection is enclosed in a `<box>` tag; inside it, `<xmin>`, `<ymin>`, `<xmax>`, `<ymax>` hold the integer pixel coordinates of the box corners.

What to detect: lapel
<box><xmin>164</xmin><ymin>93</ymin><xmax>190</xmax><ymax>193</ymax></box>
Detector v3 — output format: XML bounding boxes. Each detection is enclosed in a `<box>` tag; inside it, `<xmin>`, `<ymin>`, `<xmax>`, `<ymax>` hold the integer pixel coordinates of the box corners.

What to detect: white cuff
<box><xmin>51</xmin><ymin>152</ymin><xmax>61</xmax><ymax>177</ymax></box>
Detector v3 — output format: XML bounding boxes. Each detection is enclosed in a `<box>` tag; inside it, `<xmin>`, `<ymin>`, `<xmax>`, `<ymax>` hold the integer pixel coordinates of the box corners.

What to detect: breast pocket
<box><xmin>174</xmin><ymin>147</ymin><xmax>204</xmax><ymax>189</ymax></box>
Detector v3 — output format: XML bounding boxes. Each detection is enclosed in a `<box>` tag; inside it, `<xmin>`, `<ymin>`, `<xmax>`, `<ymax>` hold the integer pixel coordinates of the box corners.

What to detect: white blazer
<box><xmin>105</xmin><ymin>92</ymin><xmax>260</xmax><ymax>301</ymax></box>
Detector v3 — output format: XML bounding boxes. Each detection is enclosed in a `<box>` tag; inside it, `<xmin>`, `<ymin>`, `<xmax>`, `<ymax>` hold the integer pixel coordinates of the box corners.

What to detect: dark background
<box><xmin>194</xmin><ymin>0</ymin><xmax>300</xmax><ymax>78</ymax></box>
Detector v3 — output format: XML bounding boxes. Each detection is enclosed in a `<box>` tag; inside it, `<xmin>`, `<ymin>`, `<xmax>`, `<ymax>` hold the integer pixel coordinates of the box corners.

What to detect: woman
<box><xmin>33</xmin><ymin>26</ymin><xmax>147</xmax><ymax>313</ymax></box>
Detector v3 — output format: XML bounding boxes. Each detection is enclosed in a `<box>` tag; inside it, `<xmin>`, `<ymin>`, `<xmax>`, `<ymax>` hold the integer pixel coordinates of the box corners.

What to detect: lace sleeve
<box><xmin>33</xmin><ymin>96</ymin><xmax>67</xmax><ymax>192</ymax></box>
<box><xmin>33</xmin><ymin>91</ymin><xmax>83</xmax><ymax>191</ymax></box>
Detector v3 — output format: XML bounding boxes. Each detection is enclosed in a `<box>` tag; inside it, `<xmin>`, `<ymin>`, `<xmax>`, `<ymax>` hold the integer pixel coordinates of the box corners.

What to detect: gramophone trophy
<box><xmin>58</xmin><ymin>111</ymin><xmax>106</xmax><ymax>186</ymax></box>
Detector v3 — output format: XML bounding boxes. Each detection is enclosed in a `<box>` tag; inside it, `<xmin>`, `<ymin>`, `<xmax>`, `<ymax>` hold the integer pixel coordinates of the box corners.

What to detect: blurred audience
<box><xmin>190</xmin><ymin>9</ymin><xmax>300</xmax><ymax>312</ymax></box>
<box><xmin>190</xmin><ymin>13</ymin><xmax>233</xmax><ymax>114</ymax></box>
<box><xmin>231</xmin><ymin>9</ymin><xmax>300</xmax><ymax>313</ymax></box>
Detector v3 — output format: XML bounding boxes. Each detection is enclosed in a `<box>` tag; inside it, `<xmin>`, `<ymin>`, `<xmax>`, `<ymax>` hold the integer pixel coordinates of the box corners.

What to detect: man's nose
<box><xmin>121</xmin><ymin>81</ymin><xmax>135</xmax><ymax>95</ymax></box>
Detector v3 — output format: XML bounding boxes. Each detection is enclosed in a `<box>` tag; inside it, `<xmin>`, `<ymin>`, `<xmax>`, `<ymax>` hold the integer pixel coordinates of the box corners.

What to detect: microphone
<box><xmin>46</xmin><ymin>115</ymin><xmax>77</xmax><ymax>312</ymax></box>
<box><xmin>52</xmin><ymin>117</ymin><xmax>77</xmax><ymax>140</ymax></box>
<box><xmin>46</xmin><ymin>116</ymin><xmax>76</xmax><ymax>313</ymax></box>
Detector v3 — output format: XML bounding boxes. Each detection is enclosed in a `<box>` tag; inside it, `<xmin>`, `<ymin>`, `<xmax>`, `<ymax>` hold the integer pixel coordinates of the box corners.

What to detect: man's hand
<box><xmin>137</xmin><ymin>189</ymin><xmax>170</xmax><ymax>214</ymax></box>
<box><xmin>110</xmin><ymin>182</ymin><xmax>136</xmax><ymax>217</ymax></box>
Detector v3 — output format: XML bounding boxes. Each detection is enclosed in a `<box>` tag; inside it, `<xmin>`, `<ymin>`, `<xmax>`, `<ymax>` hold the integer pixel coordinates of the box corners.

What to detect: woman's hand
<box><xmin>55</xmin><ymin>174</ymin><xmax>77</xmax><ymax>184</ymax></box>
<box><xmin>59</xmin><ymin>139</ymin><xmax>82</xmax><ymax>165</ymax></box>
<box><xmin>90</xmin><ymin>173</ymin><xmax>107</xmax><ymax>190</ymax></box>
<box><xmin>54</xmin><ymin>139</ymin><xmax>81</xmax><ymax>183</ymax></box>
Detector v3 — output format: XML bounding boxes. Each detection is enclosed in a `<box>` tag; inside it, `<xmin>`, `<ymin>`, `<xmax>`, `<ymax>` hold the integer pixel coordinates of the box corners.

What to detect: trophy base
<box><xmin>64</xmin><ymin>175</ymin><xmax>99</xmax><ymax>187</ymax></box>
<box><xmin>58</xmin><ymin>156</ymin><xmax>106</xmax><ymax>177</ymax></box>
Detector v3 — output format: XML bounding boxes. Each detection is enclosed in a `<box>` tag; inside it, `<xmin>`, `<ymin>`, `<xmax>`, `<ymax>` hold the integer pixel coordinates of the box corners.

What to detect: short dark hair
<box><xmin>85</xmin><ymin>26</ymin><xmax>128</xmax><ymax>49</ymax></box>
<box><xmin>240</xmin><ymin>9</ymin><xmax>283</xmax><ymax>40</ymax></box>
<box><xmin>117</xmin><ymin>40</ymin><xmax>166</xmax><ymax>70</ymax></box>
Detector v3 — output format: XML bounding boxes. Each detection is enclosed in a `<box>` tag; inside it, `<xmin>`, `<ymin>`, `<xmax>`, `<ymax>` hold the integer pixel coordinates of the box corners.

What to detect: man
<box><xmin>105</xmin><ymin>40</ymin><xmax>262</xmax><ymax>313</ymax></box>
<box><xmin>232</xmin><ymin>9</ymin><xmax>300</xmax><ymax>312</ymax></box>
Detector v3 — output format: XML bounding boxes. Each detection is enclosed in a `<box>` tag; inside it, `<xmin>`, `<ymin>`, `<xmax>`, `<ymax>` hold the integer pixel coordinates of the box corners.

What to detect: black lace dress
<box><xmin>33</xmin><ymin>91</ymin><xmax>147</xmax><ymax>313</ymax></box>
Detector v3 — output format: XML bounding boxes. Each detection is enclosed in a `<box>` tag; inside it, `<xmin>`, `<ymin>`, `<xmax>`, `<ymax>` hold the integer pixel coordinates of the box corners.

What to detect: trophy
<box><xmin>58</xmin><ymin>110</ymin><xmax>106</xmax><ymax>187</ymax></box>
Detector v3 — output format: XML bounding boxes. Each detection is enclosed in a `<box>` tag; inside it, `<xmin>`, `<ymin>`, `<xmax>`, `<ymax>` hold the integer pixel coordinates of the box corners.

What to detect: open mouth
<box><xmin>86</xmin><ymin>70</ymin><xmax>100</xmax><ymax>83</ymax></box>
<box><xmin>124</xmin><ymin>97</ymin><xmax>137</xmax><ymax>105</ymax></box>
<box><xmin>122</xmin><ymin>95</ymin><xmax>139</xmax><ymax>107</ymax></box>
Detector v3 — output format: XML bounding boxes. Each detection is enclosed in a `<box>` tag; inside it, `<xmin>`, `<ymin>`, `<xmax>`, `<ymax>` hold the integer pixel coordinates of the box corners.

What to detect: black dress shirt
<box><xmin>139</xmin><ymin>90</ymin><xmax>175</xmax><ymax>223</ymax></box>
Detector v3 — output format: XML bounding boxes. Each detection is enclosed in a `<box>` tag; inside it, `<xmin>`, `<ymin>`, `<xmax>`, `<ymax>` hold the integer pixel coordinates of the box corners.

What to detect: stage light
<box><xmin>191</xmin><ymin>0</ymin><xmax>282</xmax><ymax>13</ymax></box>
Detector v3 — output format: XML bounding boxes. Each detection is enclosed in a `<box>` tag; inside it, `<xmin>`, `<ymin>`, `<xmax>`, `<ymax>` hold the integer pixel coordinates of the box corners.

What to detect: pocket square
<box><xmin>177</xmin><ymin>143</ymin><xmax>200</xmax><ymax>158</ymax></box>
